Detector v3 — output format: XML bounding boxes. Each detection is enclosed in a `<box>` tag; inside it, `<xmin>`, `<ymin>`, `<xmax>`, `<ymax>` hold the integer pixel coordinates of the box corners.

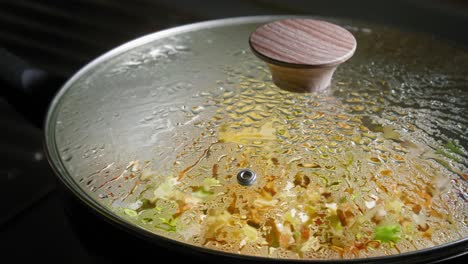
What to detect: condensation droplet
<box><xmin>175</xmin><ymin>45</ymin><xmax>190</xmax><ymax>51</ymax></box>
<box><xmin>61</xmin><ymin>147</ymin><xmax>70</xmax><ymax>152</ymax></box>
<box><xmin>62</xmin><ymin>154</ymin><xmax>73</xmax><ymax>161</ymax></box>
<box><xmin>191</xmin><ymin>106</ymin><xmax>204</xmax><ymax>114</ymax></box>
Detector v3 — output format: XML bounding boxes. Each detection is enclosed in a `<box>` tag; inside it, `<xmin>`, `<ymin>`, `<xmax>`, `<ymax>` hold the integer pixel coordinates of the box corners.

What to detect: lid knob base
<box><xmin>268</xmin><ymin>64</ymin><xmax>337</xmax><ymax>93</ymax></box>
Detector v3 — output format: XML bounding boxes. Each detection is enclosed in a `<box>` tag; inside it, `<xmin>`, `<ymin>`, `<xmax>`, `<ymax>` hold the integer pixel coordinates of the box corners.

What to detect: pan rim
<box><xmin>43</xmin><ymin>15</ymin><xmax>468</xmax><ymax>263</ymax></box>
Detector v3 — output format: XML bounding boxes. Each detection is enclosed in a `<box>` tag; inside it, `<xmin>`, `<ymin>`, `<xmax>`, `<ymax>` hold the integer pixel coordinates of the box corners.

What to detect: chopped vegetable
<box><xmin>140</xmin><ymin>168</ymin><xmax>156</xmax><ymax>181</ymax></box>
<box><xmin>192</xmin><ymin>189</ymin><xmax>214</xmax><ymax>198</ymax></box>
<box><xmin>113</xmin><ymin>78</ymin><xmax>467</xmax><ymax>259</ymax></box>
<box><xmin>436</xmin><ymin>148</ymin><xmax>461</xmax><ymax>162</ymax></box>
<box><xmin>193</xmin><ymin>178</ymin><xmax>220</xmax><ymax>198</ymax></box>
<box><xmin>445</xmin><ymin>140</ymin><xmax>464</xmax><ymax>156</ymax></box>
<box><xmin>242</xmin><ymin>225</ymin><xmax>258</xmax><ymax>241</ymax></box>
<box><xmin>374</xmin><ymin>225</ymin><xmax>401</xmax><ymax>243</ymax></box>
<box><xmin>152</xmin><ymin>177</ymin><xmax>179</xmax><ymax>201</ymax></box>
<box><xmin>202</xmin><ymin>178</ymin><xmax>221</xmax><ymax>191</ymax></box>
<box><xmin>123</xmin><ymin>208</ymin><xmax>138</xmax><ymax>217</ymax></box>
<box><xmin>157</xmin><ymin>217</ymin><xmax>177</xmax><ymax>232</ymax></box>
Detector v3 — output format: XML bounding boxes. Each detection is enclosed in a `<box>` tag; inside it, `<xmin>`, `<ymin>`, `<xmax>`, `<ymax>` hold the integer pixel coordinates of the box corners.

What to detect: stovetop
<box><xmin>0</xmin><ymin>1</ymin><xmax>467</xmax><ymax>262</ymax></box>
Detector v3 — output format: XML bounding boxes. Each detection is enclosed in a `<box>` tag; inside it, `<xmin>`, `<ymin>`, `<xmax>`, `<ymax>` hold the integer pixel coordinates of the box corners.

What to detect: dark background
<box><xmin>0</xmin><ymin>0</ymin><xmax>467</xmax><ymax>262</ymax></box>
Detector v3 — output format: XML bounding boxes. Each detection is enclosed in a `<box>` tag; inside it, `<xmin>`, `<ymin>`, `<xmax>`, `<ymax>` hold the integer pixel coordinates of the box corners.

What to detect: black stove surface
<box><xmin>0</xmin><ymin>1</ymin><xmax>467</xmax><ymax>263</ymax></box>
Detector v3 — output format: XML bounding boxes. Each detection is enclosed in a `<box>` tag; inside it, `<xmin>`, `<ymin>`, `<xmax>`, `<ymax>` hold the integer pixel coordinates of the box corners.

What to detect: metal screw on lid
<box><xmin>249</xmin><ymin>19</ymin><xmax>357</xmax><ymax>93</ymax></box>
<box><xmin>237</xmin><ymin>169</ymin><xmax>257</xmax><ymax>186</ymax></box>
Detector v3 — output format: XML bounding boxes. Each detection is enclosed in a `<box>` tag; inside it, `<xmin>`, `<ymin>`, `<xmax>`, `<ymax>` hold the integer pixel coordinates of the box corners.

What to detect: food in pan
<box><xmin>110</xmin><ymin>71</ymin><xmax>467</xmax><ymax>259</ymax></box>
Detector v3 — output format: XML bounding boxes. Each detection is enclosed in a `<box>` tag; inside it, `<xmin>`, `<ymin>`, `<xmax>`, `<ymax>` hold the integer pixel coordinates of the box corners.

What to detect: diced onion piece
<box><xmin>365</xmin><ymin>200</ymin><xmax>376</xmax><ymax>209</ymax></box>
<box><xmin>284</xmin><ymin>181</ymin><xmax>294</xmax><ymax>191</ymax></box>
<box><xmin>377</xmin><ymin>207</ymin><xmax>387</xmax><ymax>217</ymax></box>
<box><xmin>298</xmin><ymin>212</ymin><xmax>309</xmax><ymax>223</ymax></box>
<box><xmin>326</xmin><ymin>203</ymin><xmax>337</xmax><ymax>211</ymax></box>
<box><xmin>243</xmin><ymin>225</ymin><xmax>258</xmax><ymax>241</ymax></box>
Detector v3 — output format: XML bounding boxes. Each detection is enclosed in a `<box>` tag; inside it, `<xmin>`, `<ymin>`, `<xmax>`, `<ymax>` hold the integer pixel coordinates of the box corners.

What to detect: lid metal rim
<box><xmin>43</xmin><ymin>15</ymin><xmax>468</xmax><ymax>263</ymax></box>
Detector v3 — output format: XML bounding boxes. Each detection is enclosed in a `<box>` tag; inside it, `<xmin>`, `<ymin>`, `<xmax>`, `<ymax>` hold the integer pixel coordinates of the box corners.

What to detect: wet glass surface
<box><xmin>48</xmin><ymin>18</ymin><xmax>467</xmax><ymax>260</ymax></box>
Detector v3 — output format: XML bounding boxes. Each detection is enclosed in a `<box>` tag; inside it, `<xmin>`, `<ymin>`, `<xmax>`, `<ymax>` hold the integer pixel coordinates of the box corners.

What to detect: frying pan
<box><xmin>1</xmin><ymin>15</ymin><xmax>467</xmax><ymax>263</ymax></box>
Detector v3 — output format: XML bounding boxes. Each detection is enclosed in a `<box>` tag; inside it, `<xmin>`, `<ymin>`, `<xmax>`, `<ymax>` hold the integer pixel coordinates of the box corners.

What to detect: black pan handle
<box><xmin>0</xmin><ymin>47</ymin><xmax>65</xmax><ymax>128</ymax></box>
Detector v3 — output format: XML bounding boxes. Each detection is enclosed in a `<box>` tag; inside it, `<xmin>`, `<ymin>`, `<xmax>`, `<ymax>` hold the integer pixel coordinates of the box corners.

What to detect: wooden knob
<box><xmin>249</xmin><ymin>19</ymin><xmax>356</xmax><ymax>93</ymax></box>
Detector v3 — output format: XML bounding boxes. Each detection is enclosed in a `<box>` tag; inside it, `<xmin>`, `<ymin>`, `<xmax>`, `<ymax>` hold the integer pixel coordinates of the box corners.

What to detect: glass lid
<box><xmin>46</xmin><ymin>16</ymin><xmax>467</xmax><ymax>260</ymax></box>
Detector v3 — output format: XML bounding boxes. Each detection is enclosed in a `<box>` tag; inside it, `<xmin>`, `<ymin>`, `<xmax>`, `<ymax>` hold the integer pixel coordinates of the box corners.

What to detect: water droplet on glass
<box><xmin>361</xmin><ymin>28</ymin><xmax>372</xmax><ymax>34</ymax></box>
<box><xmin>233</xmin><ymin>50</ymin><xmax>246</xmax><ymax>56</ymax></box>
<box><xmin>223</xmin><ymin>91</ymin><xmax>235</xmax><ymax>99</ymax></box>
<box><xmin>251</xmin><ymin>82</ymin><xmax>266</xmax><ymax>90</ymax></box>
<box><xmin>191</xmin><ymin>106</ymin><xmax>204</xmax><ymax>114</ymax></box>
<box><xmin>62</xmin><ymin>154</ymin><xmax>73</xmax><ymax>162</ymax></box>
<box><xmin>247</xmin><ymin>112</ymin><xmax>265</xmax><ymax>121</ymax></box>
<box><xmin>240</xmin><ymin>89</ymin><xmax>255</xmax><ymax>96</ymax></box>
<box><xmin>235</xmin><ymin>105</ymin><xmax>254</xmax><ymax>114</ymax></box>
<box><xmin>61</xmin><ymin>147</ymin><xmax>70</xmax><ymax>152</ymax></box>
<box><xmin>175</xmin><ymin>45</ymin><xmax>190</xmax><ymax>51</ymax></box>
<box><xmin>86</xmin><ymin>179</ymin><xmax>95</xmax><ymax>186</ymax></box>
